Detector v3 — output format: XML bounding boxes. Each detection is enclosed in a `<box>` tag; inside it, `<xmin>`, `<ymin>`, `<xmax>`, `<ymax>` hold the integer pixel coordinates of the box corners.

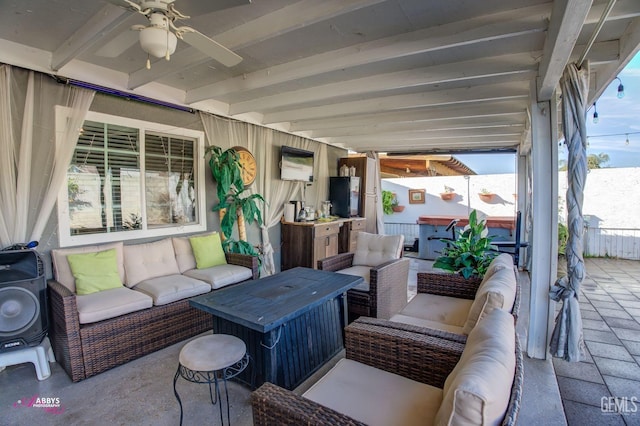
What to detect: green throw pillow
<box><xmin>67</xmin><ymin>249</ymin><xmax>123</xmax><ymax>295</ymax></box>
<box><xmin>190</xmin><ymin>233</ymin><xmax>227</xmax><ymax>269</ymax></box>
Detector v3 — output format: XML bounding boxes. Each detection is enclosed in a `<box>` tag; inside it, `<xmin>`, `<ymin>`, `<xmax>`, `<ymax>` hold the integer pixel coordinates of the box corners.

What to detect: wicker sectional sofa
<box><xmin>48</xmin><ymin>236</ymin><xmax>258</xmax><ymax>382</ymax></box>
<box><xmin>252</xmin><ymin>308</ymin><xmax>523</xmax><ymax>425</ymax></box>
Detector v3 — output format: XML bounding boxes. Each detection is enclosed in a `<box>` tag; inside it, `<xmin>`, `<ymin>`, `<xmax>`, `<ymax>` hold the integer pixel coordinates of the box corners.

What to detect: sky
<box><xmin>455</xmin><ymin>52</ymin><xmax>640</xmax><ymax>175</ymax></box>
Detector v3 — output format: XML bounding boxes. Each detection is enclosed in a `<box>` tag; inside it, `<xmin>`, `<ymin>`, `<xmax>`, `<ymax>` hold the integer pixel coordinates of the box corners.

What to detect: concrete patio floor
<box><xmin>0</xmin><ymin>257</ymin><xmax>638</xmax><ymax>425</ymax></box>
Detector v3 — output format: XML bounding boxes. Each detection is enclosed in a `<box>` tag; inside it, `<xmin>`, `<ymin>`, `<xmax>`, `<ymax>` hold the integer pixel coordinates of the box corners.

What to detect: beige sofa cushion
<box><xmin>337</xmin><ymin>266</ymin><xmax>371</xmax><ymax>291</ymax></box>
<box><xmin>435</xmin><ymin>309</ymin><xmax>515</xmax><ymax>425</ymax></box>
<box><xmin>172</xmin><ymin>236</ymin><xmax>198</xmax><ymax>273</ymax></box>
<box><xmin>304</xmin><ymin>358</ymin><xmax>442</xmax><ymax>426</ymax></box>
<box><xmin>184</xmin><ymin>264</ymin><xmax>253</xmax><ymax>290</ymax></box>
<box><xmin>134</xmin><ymin>274</ymin><xmax>211</xmax><ymax>305</ymax></box>
<box><xmin>462</xmin><ymin>267</ymin><xmax>517</xmax><ymax>334</ymax></box>
<box><xmin>123</xmin><ymin>239</ymin><xmax>180</xmax><ymax>287</ymax></box>
<box><xmin>51</xmin><ymin>242</ymin><xmax>125</xmax><ymax>293</ymax></box>
<box><xmin>352</xmin><ymin>232</ymin><xmax>404</xmax><ymax>267</ymax></box>
<box><xmin>395</xmin><ymin>293</ymin><xmax>473</xmax><ymax>328</ymax></box>
<box><xmin>76</xmin><ymin>287</ymin><xmax>153</xmax><ymax>324</ymax></box>
<box><xmin>389</xmin><ymin>314</ymin><xmax>465</xmax><ymax>335</ymax></box>
<box><xmin>481</xmin><ymin>253</ymin><xmax>514</xmax><ymax>284</ymax></box>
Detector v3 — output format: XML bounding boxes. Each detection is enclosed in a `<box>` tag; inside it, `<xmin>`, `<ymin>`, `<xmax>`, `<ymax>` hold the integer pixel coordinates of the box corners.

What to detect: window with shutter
<box><xmin>57</xmin><ymin>110</ymin><xmax>206</xmax><ymax>247</ymax></box>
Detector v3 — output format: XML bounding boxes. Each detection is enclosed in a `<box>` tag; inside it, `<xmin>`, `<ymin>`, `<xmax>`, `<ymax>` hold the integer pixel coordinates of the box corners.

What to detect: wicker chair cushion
<box><xmin>336</xmin><ymin>265</ymin><xmax>371</xmax><ymax>290</ymax></box>
<box><xmin>352</xmin><ymin>232</ymin><xmax>404</xmax><ymax>267</ymax></box>
<box><xmin>394</xmin><ymin>293</ymin><xmax>472</xmax><ymax>328</ymax></box>
<box><xmin>481</xmin><ymin>253</ymin><xmax>514</xmax><ymax>285</ymax></box>
<box><xmin>389</xmin><ymin>314</ymin><xmax>464</xmax><ymax>334</ymax></box>
<box><xmin>436</xmin><ymin>309</ymin><xmax>515</xmax><ymax>425</ymax></box>
<box><xmin>133</xmin><ymin>274</ymin><xmax>210</xmax><ymax>306</ymax></box>
<box><xmin>303</xmin><ymin>358</ymin><xmax>442</xmax><ymax>426</ymax></box>
<box><xmin>184</xmin><ymin>263</ymin><xmax>253</xmax><ymax>289</ymax></box>
<box><xmin>52</xmin><ymin>241</ymin><xmax>125</xmax><ymax>294</ymax></box>
<box><xmin>172</xmin><ymin>236</ymin><xmax>199</xmax><ymax>273</ymax></box>
<box><xmin>123</xmin><ymin>239</ymin><xmax>181</xmax><ymax>287</ymax></box>
<box><xmin>462</xmin><ymin>267</ymin><xmax>516</xmax><ymax>334</ymax></box>
<box><xmin>76</xmin><ymin>287</ymin><xmax>153</xmax><ymax>324</ymax></box>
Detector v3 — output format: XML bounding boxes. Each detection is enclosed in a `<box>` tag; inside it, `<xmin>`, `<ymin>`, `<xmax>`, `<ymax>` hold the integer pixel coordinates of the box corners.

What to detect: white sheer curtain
<box><xmin>199</xmin><ymin>112</ymin><xmax>330</xmax><ymax>275</ymax></box>
<box><xmin>366</xmin><ymin>151</ymin><xmax>384</xmax><ymax>234</ymax></box>
<box><xmin>0</xmin><ymin>65</ymin><xmax>94</xmax><ymax>247</ymax></box>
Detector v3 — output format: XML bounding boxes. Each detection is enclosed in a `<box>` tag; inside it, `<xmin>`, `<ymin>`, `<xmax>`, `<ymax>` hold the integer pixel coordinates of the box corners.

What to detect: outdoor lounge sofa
<box><xmin>47</xmin><ymin>235</ymin><xmax>258</xmax><ymax>382</ymax></box>
<box><xmin>388</xmin><ymin>253</ymin><xmax>519</xmax><ymax>343</ymax></box>
<box><xmin>251</xmin><ymin>308</ymin><xmax>522</xmax><ymax>426</ymax></box>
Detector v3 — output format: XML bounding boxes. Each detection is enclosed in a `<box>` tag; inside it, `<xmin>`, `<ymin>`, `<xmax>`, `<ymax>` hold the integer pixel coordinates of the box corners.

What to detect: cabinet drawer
<box><xmin>315</xmin><ymin>223</ymin><xmax>340</xmax><ymax>237</ymax></box>
<box><xmin>350</xmin><ymin>219</ymin><xmax>365</xmax><ymax>231</ymax></box>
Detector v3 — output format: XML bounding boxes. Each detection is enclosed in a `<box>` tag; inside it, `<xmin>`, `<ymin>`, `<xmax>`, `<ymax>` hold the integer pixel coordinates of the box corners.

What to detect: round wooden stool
<box><xmin>173</xmin><ymin>334</ymin><xmax>249</xmax><ymax>425</ymax></box>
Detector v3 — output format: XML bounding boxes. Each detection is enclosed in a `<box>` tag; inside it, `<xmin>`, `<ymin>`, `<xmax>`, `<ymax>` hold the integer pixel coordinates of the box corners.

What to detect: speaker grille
<box><xmin>0</xmin><ymin>286</ymin><xmax>40</xmax><ymax>336</ymax></box>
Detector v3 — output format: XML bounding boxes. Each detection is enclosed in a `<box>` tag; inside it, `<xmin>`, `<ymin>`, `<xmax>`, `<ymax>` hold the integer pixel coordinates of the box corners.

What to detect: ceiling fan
<box><xmin>106</xmin><ymin>0</ymin><xmax>244</xmax><ymax>69</ymax></box>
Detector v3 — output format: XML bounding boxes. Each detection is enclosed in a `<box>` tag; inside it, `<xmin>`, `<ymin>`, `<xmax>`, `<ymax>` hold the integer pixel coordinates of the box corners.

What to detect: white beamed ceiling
<box><xmin>1</xmin><ymin>0</ymin><xmax>639</xmax><ymax>154</ymax></box>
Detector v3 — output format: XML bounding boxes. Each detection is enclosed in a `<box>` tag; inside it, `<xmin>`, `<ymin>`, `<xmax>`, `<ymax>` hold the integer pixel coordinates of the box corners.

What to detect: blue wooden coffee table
<box><xmin>189</xmin><ymin>267</ymin><xmax>363</xmax><ymax>390</ymax></box>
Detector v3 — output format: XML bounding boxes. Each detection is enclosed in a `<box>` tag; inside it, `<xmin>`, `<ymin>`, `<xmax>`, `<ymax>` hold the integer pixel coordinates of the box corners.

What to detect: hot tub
<box><xmin>417</xmin><ymin>215</ymin><xmax>516</xmax><ymax>260</ymax></box>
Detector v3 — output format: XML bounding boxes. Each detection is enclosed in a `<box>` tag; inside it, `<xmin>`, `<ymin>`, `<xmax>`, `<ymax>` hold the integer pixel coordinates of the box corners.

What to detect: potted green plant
<box><xmin>440</xmin><ymin>185</ymin><xmax>456</xmax><ymax>201</ymax></box>
<box><xmin>433</xmin><ymin>209</ymin><xmax>497</xmax><ymax>279</ymax></box>
<box><xmin>478</xmin><ymin>188</ymin><xmax>495</xmax><ymax>202</ymax></box>
<box><xmin>382</xmin><ymin>190</ymin><xmax>395</xmax><ymax>215</ymax></box>
<box><xmin>205</xmin><ymin>145</ymin><xmax>265</xmax><ymax>257</ymax></box>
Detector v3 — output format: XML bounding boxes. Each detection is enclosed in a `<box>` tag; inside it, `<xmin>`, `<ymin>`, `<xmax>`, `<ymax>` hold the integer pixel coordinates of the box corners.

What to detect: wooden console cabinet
<box><xmin>281</xmin><ymin>221</ymin><xmax>340</xmax><ymax>270</ymax></box>
<box><xmin>338</xmin><ymin>217</ymin><xmax>365</xmax><ymax>253</ymax></box>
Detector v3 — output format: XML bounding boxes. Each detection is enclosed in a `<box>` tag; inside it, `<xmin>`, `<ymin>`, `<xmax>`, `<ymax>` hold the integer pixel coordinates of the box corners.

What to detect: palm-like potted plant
<box><xmin>432</xmin><ymin>209</ymin><xmax>497</xmax><ymax>279</ymax></box>
<box><xmin>205</xmin><ymin>145</ymin><xmax>265</xmax><ymax>257</ymax></box>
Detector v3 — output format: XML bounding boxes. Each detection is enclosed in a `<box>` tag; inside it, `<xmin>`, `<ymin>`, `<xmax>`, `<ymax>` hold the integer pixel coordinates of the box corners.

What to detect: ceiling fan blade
<box><xmin>180</xmin><ymin>30</ymin><xmax>242</xmax><ymax>67</ymax></box>
<box><xmin>175</xmin><ymin>0</ymin><xmax>251</xmax><ymax>17</ymax></box>
<box><xmin>105</xmin><ymin>0</ymin><xmax>142</xmax><ymax>13</ymax></box>
<box><xmin>95</xmin><ymin>29</ymin><xmax>140</xmax><ymax>57</ymax></box>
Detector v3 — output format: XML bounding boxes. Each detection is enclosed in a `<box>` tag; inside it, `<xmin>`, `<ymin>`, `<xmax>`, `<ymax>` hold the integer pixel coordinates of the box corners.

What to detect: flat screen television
<box><xmin>280</xmin><ymin>146</ymin><xmax>314</xmax><ymax>182</ymax></box>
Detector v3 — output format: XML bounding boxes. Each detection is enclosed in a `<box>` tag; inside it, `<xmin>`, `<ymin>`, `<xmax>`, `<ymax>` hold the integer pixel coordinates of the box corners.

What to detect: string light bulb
<box><xmin>626</xmin><ymin>134</ymin><xmax>630</xmax><ymax>146</ymax></box>
<box><xmin>592</xmin><ymin>102</ymin><xmax>599</xmax><ymax>124</ymax></box>
<box><xmin>615</xmin><ymin>77</ymin><xmax>625</xmax><ymax>99</ymax></box>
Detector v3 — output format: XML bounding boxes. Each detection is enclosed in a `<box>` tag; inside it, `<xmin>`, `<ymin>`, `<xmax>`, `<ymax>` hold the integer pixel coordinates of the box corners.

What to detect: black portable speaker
<box><xmin>0</xmin><ymin>250</ymin><xmax>48</xmax><ymax>352</ymax></box>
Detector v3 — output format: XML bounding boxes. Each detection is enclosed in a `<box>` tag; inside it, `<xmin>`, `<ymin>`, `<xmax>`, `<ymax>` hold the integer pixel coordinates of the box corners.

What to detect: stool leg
<box><xmin>173</xmin><ymin>367</ymin><xmax>184</xmax><ymax>426</ymax></box>
<box><xmin>213</xmin><ymin>376</ymin><xmax>224</xmax><ymax>425</ymax></box>
<box><xmin>223</xmin><ymin>377</ymin><xmax>231</xmax><ymax>426</ymax></box>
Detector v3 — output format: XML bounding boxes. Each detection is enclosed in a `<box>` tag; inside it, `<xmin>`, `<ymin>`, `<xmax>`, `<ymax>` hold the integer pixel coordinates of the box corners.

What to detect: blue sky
<box><xmin>456</xmin><ymin>52</ymin><xmax>640</xmax><ymax>174</ymax></box>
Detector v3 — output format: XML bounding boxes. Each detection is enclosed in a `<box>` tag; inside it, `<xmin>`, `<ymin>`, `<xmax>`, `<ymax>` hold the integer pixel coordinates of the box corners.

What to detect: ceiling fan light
<box><xmin>139</xmin><ymin>27</ymin><xmax>177</xmax><ymax>59</ymax></box>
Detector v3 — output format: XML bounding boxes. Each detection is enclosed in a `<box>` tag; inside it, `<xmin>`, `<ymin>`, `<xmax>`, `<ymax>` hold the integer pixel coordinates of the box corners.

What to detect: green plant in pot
<box><xmin>433</xmin><ymin>209</ymin><xmax>497</xmax><ymax>279</ymax></box>
<box><xmin>382</xmin><ymin>190</ymin><xmax>396</xmax><ymax>215</ymax></box>
<box><xmin>205</xmin><ymin>145</ymin><xmax>265</xmax><ymax>258</ymax></box>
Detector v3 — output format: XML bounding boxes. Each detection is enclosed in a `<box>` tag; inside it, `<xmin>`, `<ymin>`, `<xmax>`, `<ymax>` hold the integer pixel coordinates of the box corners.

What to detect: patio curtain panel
<box><xmin>366</xmin><ymin>151</ymin><xmax>384</xmax><ymax>234</ymax></box>
<box><xmin>199</xmin><ymin>113</ymin><xmax>329</xmax><ymax>276</ymax></box>
<box><xmin>550</xmin><ymin>62</ymin><xmax>588</xmax><ymax>362</ymax></box>
<box><xmin>0</xmin><ymin>65</ymin><xmax>94</xmax><ymax>248</ymax></box>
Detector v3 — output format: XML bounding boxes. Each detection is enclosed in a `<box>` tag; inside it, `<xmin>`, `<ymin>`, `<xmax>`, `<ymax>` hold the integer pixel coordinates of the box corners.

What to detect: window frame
<box><xmin>56</xmin><ymin>108</ymin><xmax>207</xmax><ymax>247</ymax></box>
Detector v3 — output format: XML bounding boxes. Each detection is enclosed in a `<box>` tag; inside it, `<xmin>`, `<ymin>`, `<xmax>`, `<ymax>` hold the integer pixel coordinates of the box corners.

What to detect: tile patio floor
<box><xmin>552</xmin><ymin>258</ymin><xmax>640</xmax><ymax>426</ymax></box>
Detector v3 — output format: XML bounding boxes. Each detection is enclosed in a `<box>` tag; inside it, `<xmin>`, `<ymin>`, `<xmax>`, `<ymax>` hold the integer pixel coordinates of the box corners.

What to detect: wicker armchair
<box><xmin>251</xmin><ymin>311</ymin><xmax>523</xmax><ymax>426</ymax></box>
<box><xmin>389</xmin><ymin>253</ymin><xmax>521</xmax><ymax>344</ymax></box>
<box><xmin>317</xmin><ymin>232</ymin><xmax>409</xmax><ymax>322</ymax></box>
